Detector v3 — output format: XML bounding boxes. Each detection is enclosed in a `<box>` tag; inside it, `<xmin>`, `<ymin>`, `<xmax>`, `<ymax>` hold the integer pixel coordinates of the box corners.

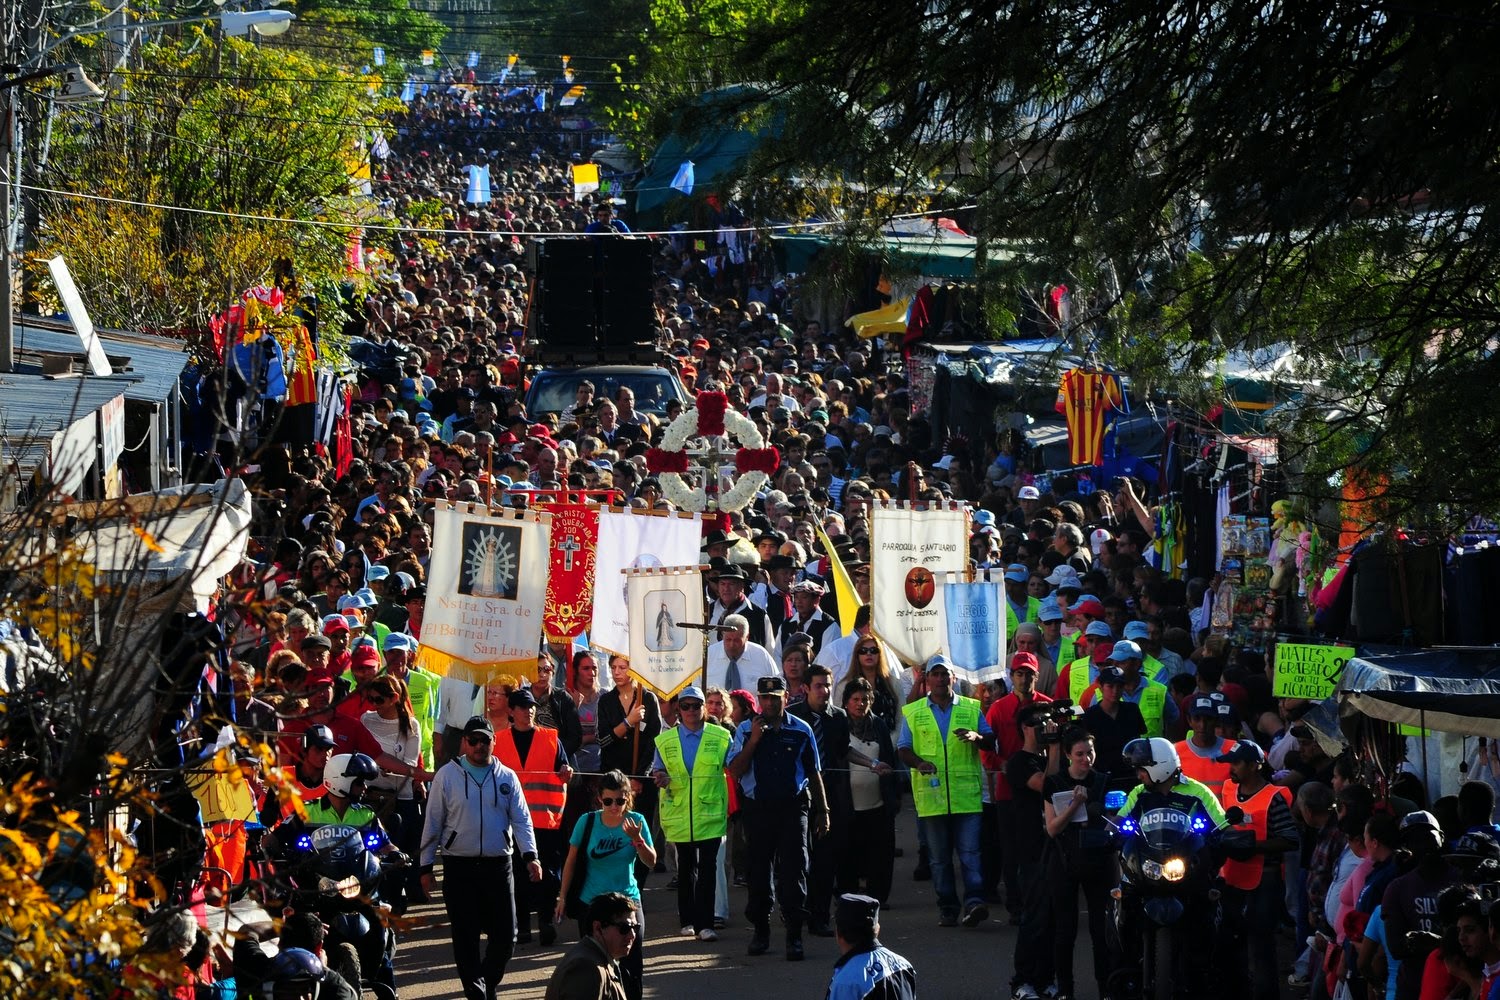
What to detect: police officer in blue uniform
<box><xmin>825</xmin><ymin>893</ymin><xmax>917</xmax><ymax>1000</ymax></box>
<box><xmin>727</xmin><ymin>674</ymin><xmax>830</xmax><ymax>961</ymax></box>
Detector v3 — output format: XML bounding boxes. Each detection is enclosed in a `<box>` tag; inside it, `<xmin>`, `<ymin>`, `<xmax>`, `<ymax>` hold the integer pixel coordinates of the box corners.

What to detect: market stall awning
<box><xmin>773</xmin><ymin>233</ymin><xmax>999</xmax><ymax>280</ymax></box>
<box><xmin>1336</xmin><ymin>648</ymin><xmax>1500</xmax><ymax>737</ymax></box>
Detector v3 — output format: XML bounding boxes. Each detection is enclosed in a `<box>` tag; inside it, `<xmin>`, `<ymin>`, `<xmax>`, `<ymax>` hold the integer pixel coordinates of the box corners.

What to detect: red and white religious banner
<box><xmin>543</xmin><ymin>502</ymin><xmax>599</xmax><ymax>640</ymax></box>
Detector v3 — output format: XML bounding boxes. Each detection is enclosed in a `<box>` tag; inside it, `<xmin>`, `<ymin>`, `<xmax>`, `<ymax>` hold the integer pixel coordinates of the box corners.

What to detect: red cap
<box><xmin>322</xmin><ymin>616</ymin><xmax>350</xmax><ymax>635</ymax></box>
<box><xmin>1009</xmin><ymin>651</ymin><xmax>1040</xmax><ymax>673</ymax></box>
<box><xmin>692</xmin><ymin>337</ymin><xmax>710</xmax><ymax>349</ymax></box>
<box><xmin>352</xmin><ymin>646</ymin><xmax>381</xmax><ymax>670</ymax></box>
<box><xmin>1069</xmin><ymin>597</ymin><xmax>1105</xmax><ymax>617</ymax></box>
<box><xmin>528</xmin><ymin>423</ymin><xmax>553</xmax><ymax>440</ymax></box>
<box><xmin>1091</xmin><ymin>641</ymin><xmax>1116</xmax><ymax>665</ymax></box>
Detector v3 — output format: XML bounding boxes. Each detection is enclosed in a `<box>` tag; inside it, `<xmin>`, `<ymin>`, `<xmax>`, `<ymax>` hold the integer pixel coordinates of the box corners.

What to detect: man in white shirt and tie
<box><xmin>705</xmin><ymin>614</ymin><xmax>779</xmax><ymax>692</ymax></box>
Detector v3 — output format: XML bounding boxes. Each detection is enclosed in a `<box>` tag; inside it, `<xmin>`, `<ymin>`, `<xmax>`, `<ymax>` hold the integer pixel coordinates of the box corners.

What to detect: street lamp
<box><xmin>0</xmin><ymin>9</ymin><xmax>296</xmax><ymax>372</ymax></box>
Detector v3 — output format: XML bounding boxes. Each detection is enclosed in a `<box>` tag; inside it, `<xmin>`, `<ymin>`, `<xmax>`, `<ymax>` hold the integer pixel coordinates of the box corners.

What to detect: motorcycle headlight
<box><xmin>1141</xmin><ymin>859</ymin><xmax>1162</xmax><ymax>880</ymax></box>
<box><xmin>1161</xmin><ymin>857</ymin><xmax>1187</xmax><ymax>882</ymax></box>
<box><xmin>317</xmin><ymin>875</ymin><xmax>340</xmax><ymax>894</ymax></box>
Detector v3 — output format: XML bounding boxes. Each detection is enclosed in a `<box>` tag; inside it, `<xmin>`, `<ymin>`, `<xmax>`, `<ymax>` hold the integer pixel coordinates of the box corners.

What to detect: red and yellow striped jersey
<box><xmin>1055</xmin><ymin>369</ymin><xmax>1123</xmax><ymax>466</ymax></box>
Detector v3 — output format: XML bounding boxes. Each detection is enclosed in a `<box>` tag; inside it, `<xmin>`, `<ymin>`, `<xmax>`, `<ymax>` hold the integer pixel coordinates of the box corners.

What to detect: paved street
<box><xmin>397</xmin><ymin>807</ymin><xmax>1034</xmax><ymax>999</ymax></box>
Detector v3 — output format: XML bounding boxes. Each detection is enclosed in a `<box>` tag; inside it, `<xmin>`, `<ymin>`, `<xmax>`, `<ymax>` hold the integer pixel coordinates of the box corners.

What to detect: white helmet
<box><xmin>1122</xmin><ymin>737</ymin><xmax>1180</xmax><ymax>785</ymax></box>
<box><xmin>325</xmin><ymin>753</ymin><xmax>379</xmax><ymax>800</ymax></box>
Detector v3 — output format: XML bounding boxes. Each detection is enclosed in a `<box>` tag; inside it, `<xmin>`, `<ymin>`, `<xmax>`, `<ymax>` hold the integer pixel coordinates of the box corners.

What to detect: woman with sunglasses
<box><xmin>556</xmin><ymin>770</ymin><xmax>656</xmax><ymax>1000</ymax></box>
<box><xmin>840</xmin><ymin>677</ymin><xmax>899</xmax><ymax>904</ymax></box>
<box><xmin>841</xmin><ymin>639</ymin><xmax>905</xmax><ymax>732</ymax></box>
<box><xmin>362</xmin><ymin>675</ymin><xmax>425</xmax><ymax>913</ymax></box>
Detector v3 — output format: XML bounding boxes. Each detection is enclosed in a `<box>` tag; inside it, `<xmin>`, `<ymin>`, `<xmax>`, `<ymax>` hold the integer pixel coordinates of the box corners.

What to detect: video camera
<box><xmin>1019</xmin><ymin>700</ymin><xmax>1084</xmax><ymax>743</ymax></box>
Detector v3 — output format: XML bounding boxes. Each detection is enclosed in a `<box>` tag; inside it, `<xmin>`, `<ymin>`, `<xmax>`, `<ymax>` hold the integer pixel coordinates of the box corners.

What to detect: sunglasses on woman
<box><xmin>857</xmin><ymin>647</ymin><xmax>879</xmax><ymax>655</ymax></box>
<box><xmin>599</xmin><ymin>796</ymin><xmax>625</xmax><ymax>806</ymax></box>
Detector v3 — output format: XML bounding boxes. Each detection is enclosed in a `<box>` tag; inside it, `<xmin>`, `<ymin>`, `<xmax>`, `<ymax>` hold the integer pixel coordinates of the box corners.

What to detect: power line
<box><xmin>22</xmin><ymin>180</ymin><xmax>977</xmax><ymax>238</ymax></box>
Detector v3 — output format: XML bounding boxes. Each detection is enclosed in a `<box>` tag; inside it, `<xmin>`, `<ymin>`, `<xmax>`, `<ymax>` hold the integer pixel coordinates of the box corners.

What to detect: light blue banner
<box><xmin>943</xmin><ymin>578</ymin><xmax>1005</xmax><ymax>685</ymax></box>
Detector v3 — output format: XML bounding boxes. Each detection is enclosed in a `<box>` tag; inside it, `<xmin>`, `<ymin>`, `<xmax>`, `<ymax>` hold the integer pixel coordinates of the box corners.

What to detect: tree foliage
<box><xmin>32</xmin><ymin>33</ymin><xmax>393</xmax><ymax>331</ymax></box>
<box><xmin>634</xmin><ymin>0</ymin><xmax>1500</xmax><ymax>523</ymax></box>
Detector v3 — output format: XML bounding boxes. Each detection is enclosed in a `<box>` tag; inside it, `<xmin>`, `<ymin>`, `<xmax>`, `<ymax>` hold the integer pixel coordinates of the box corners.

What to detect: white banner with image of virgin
<box><xmin>870</xmin><ymin>501</ymin><xmax>969</xmax><ymax>666</ymax></box>
<box><xmin>590</xmin><ymin>507</ymin><xmax>703</xmax><ymax>657</ymax></box>
<box><xmin>416</xmin><ymin>504</ymin><xmax>552</xmax><ymax>684</ymax></box>
<box><xmin>626</xmin><ymin>566</ymin><xmax>706</xmax><ymax>698</ymax></box>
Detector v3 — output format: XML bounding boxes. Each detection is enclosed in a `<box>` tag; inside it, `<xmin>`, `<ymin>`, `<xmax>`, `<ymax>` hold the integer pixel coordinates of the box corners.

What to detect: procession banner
<box><xmin>1272</xmin><ymin>642</ymin><xmax>1355</xmax><ymax>700</ymax></box>
<box><xmin>870</xmin><ymin>501</ymin><xmax>968</xmax><ymax>665</ymax></box>
<box><xmin>938</xmin><ymin>571</ymin><xmax>1006</xmax><ymax>686</ymax></box>
<box><xmin>416</xmin><ymin>504</ymin><xmax>551</xmax><ymax>684</ymax></box>
<box><xmin>590</xmin><ymin>508</ymin><xmax>703</xmax><ymax>656</ymax></box>
<box><xmin>625</xmin><ymin>566</ymin><xmax>706</xmax><ymax>698</ymax></box>
<box><xmin>543</xmin><ymin>503</ymin><xmax>599</xmax><ymax>640</ymax></box>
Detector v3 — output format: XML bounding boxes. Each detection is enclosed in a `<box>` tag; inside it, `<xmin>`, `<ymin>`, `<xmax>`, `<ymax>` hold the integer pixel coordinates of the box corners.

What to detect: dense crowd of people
<box><xmin>161</xmin><ymin>73</ymin><xmax>1500</xmax><ymax>1000</ymax></box>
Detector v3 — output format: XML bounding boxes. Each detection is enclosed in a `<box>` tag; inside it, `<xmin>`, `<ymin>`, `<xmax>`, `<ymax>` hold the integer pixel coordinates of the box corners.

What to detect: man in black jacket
<box><xmin>790</xmin><ymin>664</ymin><xmax>852</xmax><ymax>937</ymax></box>
<box><xmin>708</xmin><ymin>563</ymin><xmax>772</xmax><ymax>650</ymax></box>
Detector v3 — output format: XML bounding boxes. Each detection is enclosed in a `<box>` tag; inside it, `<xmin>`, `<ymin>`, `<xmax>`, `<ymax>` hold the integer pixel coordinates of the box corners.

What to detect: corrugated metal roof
<box><xmin>12</xmin><ymin>316</ymin><xmax>190</xmax><ymax>405</ymax></box>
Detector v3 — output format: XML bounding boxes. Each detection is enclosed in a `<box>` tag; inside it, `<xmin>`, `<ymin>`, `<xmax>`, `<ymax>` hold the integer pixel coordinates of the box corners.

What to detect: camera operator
<box><xmin>1005</xmin><ymin>701</ymin><xmax>1063</xmax><ymax>999</ymax></box>
<box><xmin>985</xmin><ymin>651</ymin><xmax>1053</xmax><ymax>924</ymax></box>
<box><xmin>1042</xmin><ymin>726</ymin><xmax>1118</xmax><ymax>1000</ymax></box>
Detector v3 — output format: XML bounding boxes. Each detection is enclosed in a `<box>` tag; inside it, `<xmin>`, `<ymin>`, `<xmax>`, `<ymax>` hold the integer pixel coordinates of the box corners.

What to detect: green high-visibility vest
<box><xmin>903</xmin><ymin>697</ymin><xmax>983</xmax><ymax>817</ymax></box>
<box><xmin>304</xmin><ymin>799</ymin><xmax>377</xmax><ymax>828</ymax></box>
<box><xmin>1132</xmin><ymin>680</ymin><xmax>1169</xmax><ymax>738</ymax></box>
<box><xmin>1067</xmin><ymin>656</ymin><xmax>1096</xmax><ymax>704</ymax></box>
<box><xmin>655</xmin><ymin>724</ymin><xmax>731</xmax><ymax>842</ymax></box>
<box><xmin>1005</xmin><ymin>596</ymin><xmax>1042</xmax><ymax>638</ymax></box>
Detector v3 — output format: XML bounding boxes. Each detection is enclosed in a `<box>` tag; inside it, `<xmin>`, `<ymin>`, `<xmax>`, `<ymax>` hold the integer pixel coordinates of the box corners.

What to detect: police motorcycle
<box><xmin>262</xmin><ymin>753</ymin><xmax>406</xmax><ymax>998</ymax></box>
<box><xmin>1104</xmin><ymin>738</ymin><xmax>1253</xmax><ymax>1000</ymax></box>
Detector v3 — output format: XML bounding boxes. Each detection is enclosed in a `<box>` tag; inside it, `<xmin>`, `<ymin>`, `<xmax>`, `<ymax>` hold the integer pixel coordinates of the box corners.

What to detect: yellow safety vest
<box><xmin>1129</xmin><ymin>679</ymin><xmax>1168</xmax><ymax>737</ymax></box>
<box><xmin>1005</xmin><ymin>596</ymin><xmax>1042</xmax><ymax>638</ymax></box>
<box><xmin>1067</xmin><ymin>656</ymin><xmax>1096</xmax><ymax>704</ymax></box>
<box><xmin>903</xmin><ymin>697</ymin><xmax>984</xmax><ymax>817</ymax></box>
<box><xmin>655</xmin><ymin>724</ymin><xmax>731</xmax><ymax>842</ymax></box>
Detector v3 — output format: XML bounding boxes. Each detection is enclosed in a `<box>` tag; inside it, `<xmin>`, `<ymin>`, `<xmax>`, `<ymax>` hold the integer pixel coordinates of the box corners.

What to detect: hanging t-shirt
<box><xmin>1055</xmin><ymin>369</ymin><xmax>1124</xmax><ymax>466</ymax></box>
<box><xmin>571</xmin><ymin>809</ymin><xmax>652</xmax><ymax>903</ymax></box>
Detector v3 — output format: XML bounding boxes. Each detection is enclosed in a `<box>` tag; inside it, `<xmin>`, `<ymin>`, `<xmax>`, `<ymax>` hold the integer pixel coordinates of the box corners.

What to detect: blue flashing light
<box><xmin>1120</xmin><ymin>818</ymin><xmax>1137</xmax><ymax>835</ymax></box>
<box><xmin>1191</xmin><ymin>816</ymin><xmax>1208</xmax><ymax>832</ymax></box>
<box><xmin>364</xmin><ymin>831</ymin><xmax>385</xmax><ymax>850</ymax></box>
<box><xmin>295</xmin><ymin>833</ymin><xmax>314</xmax><ymax>851</ymax></box>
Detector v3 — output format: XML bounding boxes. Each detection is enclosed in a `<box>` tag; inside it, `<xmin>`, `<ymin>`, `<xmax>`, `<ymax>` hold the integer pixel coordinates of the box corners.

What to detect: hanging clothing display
<box><xmin>1054</xmin><ymin>368</ymin><xmax>1124</xmax><ymax>466</ymax></box>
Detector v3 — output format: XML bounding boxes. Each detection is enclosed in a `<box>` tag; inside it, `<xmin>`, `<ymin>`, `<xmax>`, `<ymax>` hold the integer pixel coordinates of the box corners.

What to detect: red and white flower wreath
<box><xmin>645</xmin><ymin>391</ymin><xmax>780</xmax><ymax>512</ymax></box>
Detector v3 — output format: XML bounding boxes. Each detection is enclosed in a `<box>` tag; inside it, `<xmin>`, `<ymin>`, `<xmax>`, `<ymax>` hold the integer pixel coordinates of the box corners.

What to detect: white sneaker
<box><xmin>697</xmin><ymin>928</ymin><xmax>719</xmax><ymax>942</ymax></box>
<box><xmin>681</xmin><ymin>925</ymin><xmax>697</xmax><ymax>937</ymax></box>
<box><xmin>1012</xmin><ymin>987</ymin><xmax>1041</xmax><ymax>1000</ymax></box>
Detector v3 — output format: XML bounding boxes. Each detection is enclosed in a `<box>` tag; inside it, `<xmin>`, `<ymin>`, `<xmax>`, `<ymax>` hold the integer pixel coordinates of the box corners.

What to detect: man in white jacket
<box><xmin>421</xmin><ymin>715</ymin><xmax>544</xmax><ymax>1000</ymax></box>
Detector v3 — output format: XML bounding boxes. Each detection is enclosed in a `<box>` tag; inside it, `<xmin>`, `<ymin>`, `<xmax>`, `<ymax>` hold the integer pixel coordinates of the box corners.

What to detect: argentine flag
<box><xmin>670</xmin><ymin>160</ymin><xmax>695</xmax><ymax>196</ymax></box>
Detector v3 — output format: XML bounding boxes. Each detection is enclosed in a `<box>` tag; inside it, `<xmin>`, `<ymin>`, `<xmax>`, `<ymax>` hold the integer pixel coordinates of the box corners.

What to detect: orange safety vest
<box><xmin>1219</xmin><ymin>779</ymin><xmax>1293</xmax><ymax>891</ymax></box>
<box><xmin>1176</xmin><ymin>738</ymin><xmax>1235</xmax><ymax>800</ymax></box>
<box><xmin>494</xmin><ymin>726</ymin><xmax>567</xmax><ymax>830</ymax></box>
<box><xmin>279</xmin><ymin>766</ymin><xmax>327</xmax><ymax>820</ymax></box>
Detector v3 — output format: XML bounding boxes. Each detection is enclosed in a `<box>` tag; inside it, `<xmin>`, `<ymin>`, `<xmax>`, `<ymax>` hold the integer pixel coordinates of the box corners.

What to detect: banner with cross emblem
<box><xmin>543</xmin><ymin>503</ymin><xmax>599</xmax><ymax>640</ymax></box>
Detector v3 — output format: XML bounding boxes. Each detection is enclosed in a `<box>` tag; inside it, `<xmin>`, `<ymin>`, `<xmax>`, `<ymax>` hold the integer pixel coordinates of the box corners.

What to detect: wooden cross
<box><xmin>558</xmin><ymin>534</ymin><xmax>582</xmax><ymax>571</ymax></box>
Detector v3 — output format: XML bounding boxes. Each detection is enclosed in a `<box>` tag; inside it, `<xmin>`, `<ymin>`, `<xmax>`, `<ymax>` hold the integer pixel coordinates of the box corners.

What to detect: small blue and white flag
<box><xmin>498</xmin><ymin>66</ymin><xmax>511</xmax><ymax>86</ymax></box>
<box><xmin>467</xmin><ymin>51</ymin><xmax>480</xmax><ymax>68</ymax></box>
<box><xmin>534</xmin><ymin>91</ymin><xmax>546</xmax><ymax>111</ymax></box>
<box><xmin>670</xmin><ymin>160</ymin><xmax>695</xmax><ymax>195</ymax></box>
<box><xmin>466</xmin><ymin>164</ymin><xmax>492</xmax><ymax>204</ymax></box>
<box><xmin>400</xmin><ymin>79</ymin><xmax>416</xmax><ymax>103</ymax></box>
<box><xmin>373</xmin><ymin>47</ymin><xmax>385</xmax><ymax>66</ymax></box>
<box><xmin>940</xmin><ymin>574</ymin><xmax>1006</xmax><ymax>686</ymax></box>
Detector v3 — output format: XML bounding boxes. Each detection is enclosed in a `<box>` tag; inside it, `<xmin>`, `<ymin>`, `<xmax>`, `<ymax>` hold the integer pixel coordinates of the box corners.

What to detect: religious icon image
<box><xmin>460</xmin><ymin>521</ymin><xmax>522</xmax><ymax>599</ymax></box>
<box><xmin>904</xmin><ymin>566</ymin><xmax>936</xmax><ymax>609</ymax></box>
<box><xmin>644</xmin><ymin>588</ymin><xmax>687</xmax><ymax>652</ymax></box>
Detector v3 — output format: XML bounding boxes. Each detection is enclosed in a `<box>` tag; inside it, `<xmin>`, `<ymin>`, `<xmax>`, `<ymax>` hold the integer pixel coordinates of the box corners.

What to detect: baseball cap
<box><xmin>1045</xmin><ymin>565</ymin><xmax>1081</xmax><ymax>588</ymax></box>
<box><xmin>1083</xmin><ymin>620</ymin><xmax>1114</xmax><ymax>639</ymax></box>
<box><xmin>972</xmin><ymin>509</ymin><xmax>997</xmax><ymax>529</ymax></box>
<box><xmin>365</xmin><ymin>565</ymin><xmax>391</xmax><ymax>584</ymax></box>
<box><xmin>1109</xmin><ymin>640</ymin><xmax>1143</xmax><ymax>662</ymax></box>
<box><xmin>382</xmin><ymin>632</ymin><xmax>415</xmax><ymax>652</ymax></box>
<box><xmin>1009</xmin><ymin>652</ymin><xmax>1040</xmax><ymax>673</ymax></box>
<box><xmin>303</xmin><ymin>724</ymin><xmax>337</xmax><ymax>751</ymax></box>
<box><xmin>1090</xmin><ymin>641</ymin><xmax>1116</xmax><ymax>665</ymax></box>
<box><xmin>300</xmin><ymin>633</ymin><xmax>332</xmax><ymax>650</ymax></box>
<box><xmin>1449</xmin><ymin>830</ymin><xmax>1500</xmax><ymax>862</ymax></box>
<box><xmin>1038</xmin><ymin>598</ymin><xmax>1064</xmax><ymax>622</ymax></box>
<box><xmin>1188</xmin><ymin>695</ymin><xmax>1218</xmax><ymax>717</ymax></box>
<box><xmin>757</xmin><ymin>675</ymin><xmax>787</xmax><ymax>695</ymax></box>
<box><xmin>1096</xmin><ymin>666</ymin><xmax>1127</xmax><ymax>686</ymax></box>
<box><xmin>462</xmin><ymin>716</ymin><xmax>495</xmax><ymax>738</ymax></box>
<box><xmin>924</xmin><ymin>652</ymin><xmax>951</xmax><ymax>673</ymax></box>
<box><xmin>352</xmin><ymin>645</ymin><xmax>381</xmax><ymax>670</ymax></box>
<box><xmin>1017</xmin><ymin>485</ymin><xmax>1041</xmax><ymax>500</ymax></box>
<box><xmin>1090</xmin><ymin>528</ymin><xmax>1112</xmax><ymax>555</ymax></box>
<box><xmin>677</xmin><ymin>685</ymin><xmax>705</xmax><ymax>704</ymax></box>
<box><xmin>321</xmin><ymin>614</ymin><xmax>350</xmax><ymax>635</ymax></box>
<box><xmin>1214</xmin><ymin>741</ymin><xmax>1268</xmax><ymax>766</ymax></box>
<box><xmin>1069</xmin><ymin>596</ymin><xmax>1105</xmax><ymax>617</ymax></box>
<box><xmin>336</xmin><ymin>595</ymin><xmax>363</xmax><ymax>613</ymax></box>
<box><xmin>507</xmin><ymin>688</ymin><xmax>537</xmax><ymax>708</ymax></box>
<box><xmin>1123</xmin><ymin>621</ymin><xmax>1151</xmax><ymax>641</ymax></box>
<box><xmin>1003</xmin><ymin>564</ymin><xmax>1029</xmax><ymax>584</ymax></box>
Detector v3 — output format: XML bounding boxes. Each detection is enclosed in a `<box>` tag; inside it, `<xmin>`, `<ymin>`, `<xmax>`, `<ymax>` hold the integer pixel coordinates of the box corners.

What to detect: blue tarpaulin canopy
<box><xmin>1336</xmin><ymin>648</ymin><xmax>1500</xmax><ymax>737</ymax></box>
